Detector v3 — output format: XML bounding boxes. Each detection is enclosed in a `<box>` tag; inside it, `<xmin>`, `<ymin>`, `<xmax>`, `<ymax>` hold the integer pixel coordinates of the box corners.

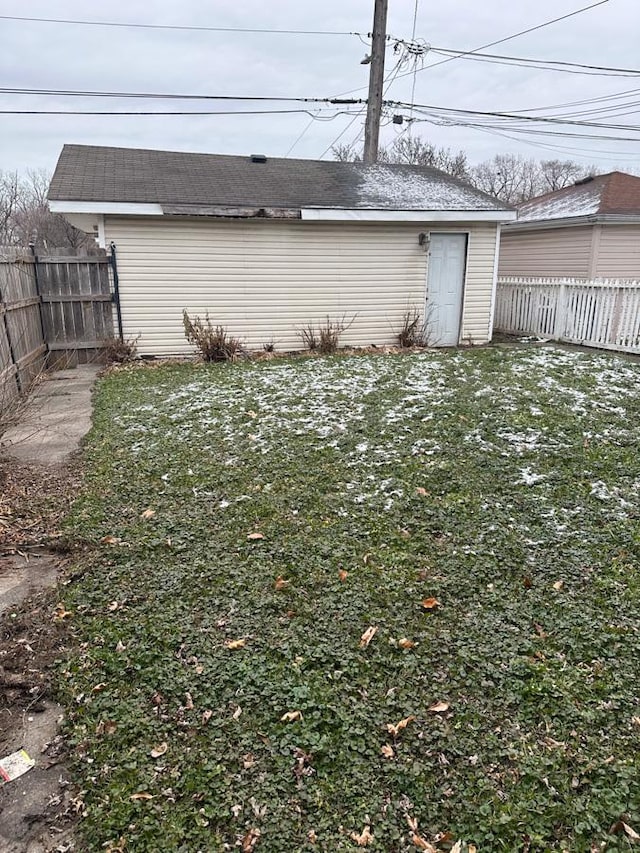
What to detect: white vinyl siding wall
<box><xmin>499</xmin><ymin>226</ymin><xmax>593</xmax><ymax>278</ymax></box>
<box><xmin>104</xmin><ymin>216</ymin><xmax>498</xmax><ymax>356</ymax></box>
<box><xmin>594</xmin><ymin>225</ymin><xmax>640</xmax><ymax>278</ymax></box>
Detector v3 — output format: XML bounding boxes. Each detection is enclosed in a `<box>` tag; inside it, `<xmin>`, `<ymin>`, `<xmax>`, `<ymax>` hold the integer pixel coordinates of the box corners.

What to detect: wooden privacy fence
<box><xmin>0</xmin><ymin>249</ymin><xmax>47</xmax><ymax>412</ymax></box>
<box><xmin>495</xmin><ymin>277</ymin><xmax>640</xmax><ymax>355</ymax></box>
<box><xmin>0</xmin><ymin>248</ymin><xmax>116</xmax><ymax>413</ymax></box>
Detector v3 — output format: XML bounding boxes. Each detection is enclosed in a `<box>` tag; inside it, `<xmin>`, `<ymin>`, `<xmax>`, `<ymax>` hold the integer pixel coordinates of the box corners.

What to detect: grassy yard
<box><xmin>61</xmin><ymin>346</ymin><xmax>640</xmax><ymax>852</ymax></box>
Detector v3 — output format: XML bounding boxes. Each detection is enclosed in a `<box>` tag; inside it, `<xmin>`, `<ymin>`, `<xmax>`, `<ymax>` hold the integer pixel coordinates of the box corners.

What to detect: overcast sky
<box><xmin>1</xmin><ymin>0</ymin><xmax>639</xmax><ymax>175</ymax></box>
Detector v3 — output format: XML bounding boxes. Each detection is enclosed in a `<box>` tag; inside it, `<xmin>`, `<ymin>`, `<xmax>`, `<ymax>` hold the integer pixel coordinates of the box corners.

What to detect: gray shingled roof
<box><xmin>48</xmin><ymin>144</ymin><xmax>509</xmax><ymax>212</ymax></box>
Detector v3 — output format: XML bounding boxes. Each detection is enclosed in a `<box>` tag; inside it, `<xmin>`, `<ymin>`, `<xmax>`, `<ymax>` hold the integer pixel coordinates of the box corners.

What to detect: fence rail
<box><xmin>495</xmin><ymin>277</ymin><xmax>640</xmax><ymax>355</ymax></box>
<box><xmin>0</xmin><ymin>248</ymin><xmax>115</xmax><ymax>415</ymax></box>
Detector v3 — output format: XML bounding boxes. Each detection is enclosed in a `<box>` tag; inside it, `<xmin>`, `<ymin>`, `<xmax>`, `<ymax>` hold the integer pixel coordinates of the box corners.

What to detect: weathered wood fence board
<box><xmin>495</xmin><ymin>277</ymin><xmax>640</xmax><ymax>355</ymax></box>
<box><xmin>0</xmin><ymin>248</ymin><xmax>115</xmax><ymax>417</ymax></box>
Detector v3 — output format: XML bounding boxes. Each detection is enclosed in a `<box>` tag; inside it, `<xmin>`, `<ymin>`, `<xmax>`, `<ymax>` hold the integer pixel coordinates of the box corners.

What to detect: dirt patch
<box><xmin>0</xmin><ymin>458</ymin><xmax>82</xmax><ymax>852</ymax></box>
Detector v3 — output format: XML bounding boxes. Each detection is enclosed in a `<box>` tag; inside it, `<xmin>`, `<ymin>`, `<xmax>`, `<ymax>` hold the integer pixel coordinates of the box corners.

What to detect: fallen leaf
<box><xmin>150</xmin><ymin>742</ymin><xmax>168</xmax><ymax>758</ymax></box>
<box><xmin>91</xmin><ymin>682</ymin><xmax>107</xmax><ymax>693</ymax></box>
<box><xmin>274</xmin><ymin>576</ymin><xmax>290</xmax><ymax>590</ymax></box>
<box><xmin>553</xmin><ymin>580</ymin><xmax>564</xmax><ymax>591</ymax></box>
<box><xmin>415</xmin><ymin>487</ymin><xmax>428</xmax><ymax>496</ymax></box>
<box><xmin>107</xmin><ymin>601</ymin><xmax>120</xmax><ymax>611</ymax></box>
<box><xmin>195</xmin><ymin>664</ymin><xmax>204</xmax><ymax>674</ymax></box>
<box><xmin>242</xmin><ymin>827</ymin><xmax>261</xmax><ymax>852</ymax></box>
<box><xmin>232</xmin><ymin>706</ymin><xmax>242</xmax><ymax>720</ymax></box>
<box><xmin>380</xmin><ymin>744</ymin><xmax>395</xmax><ymax>759</ymax></box>
<box><xmin>140</xmin><ymin>509</ymin><xmax>156</xmax><ymax>520</ymax></box>
<box><xmin>247</xmin><ymin>532</ymin><xmax>264</xmax><ymax>540</ymax></box>
<box><xmin>363</xmin><ymin>553</ymin><xmax>372</xmax><ymax>564</ymax></box>
<box><xmin>130</xmin><ymin>792</ymin><xmax>153</xmax><ymax>800</ymax></box>
<box><xmin>450</xmin><ymin>842</ymin><xmax>463</xmax><ymax>853</ymax></box>
<box><xmin>429</xmin><ymin>701</ymin><xmax>450</xmax><ymax>713</ymax></box>
<box><xmin>386</xmin><ymin>715</ymin><xmax>416</xmax><ymax>738</ymax></box>
<box><xmin>280</xmin><ymin>710</ymin><xmax>303</xmax><ymax>722</ymax></box>
<box><xmin>359</xmin><ymin>625</ymin><xmax>378</xmax><ymax>648</ymax></box>
<box><xmin>523</xmin><ymin>575</ymin><xmax>533</xmax><ymax>589</ymax></box>
<box><xmin>247</xmin><ymin>410</ymin><xmax>257</xmax><ymax>418</ymax></box>
<box><xmin>100</xmin><ymin>535</ymin><xmax>121</xmax><ymax>545</ymax></box>
<box><xmin>468</xmin><ymin>846</ymin><xmax>477</xmax><ymax>853</ymax></box>
<box><xmin>225</xmin><ymin>638</ymin><xmax>247</xmax><ymax>650</ymax></box>
<box><xmin>410</xmin><ymin>833</ymin><xmax>437</xmax><ymax>852</ymax></box>
<box><xmin>398</xmin><ymin>638</ymin><xmax>416</xmax><ymax>649</ymax></box>
<box><xmin>623</xmin><ymin>823</ymin><xmax>640</xmax><ymax>841</ymax></box>
<box><xmin>632</xmin><ymin>716</ymin><xmax>640</xmax><ymax>726</ymax></box>
<box><xmin>421</xmin><ymin>598</ymin><xmax>440</xmax><ymax>611</ymax></box>
<box><xmin>115</xmin><ymin>640</ymin><xmax>126</xmax><ymax>653</ymax></box>
<box><xmin>53</xmin><ymin>603</ymin><xmax>72</xmax><ymax>622</ymax></box>
<box><xmin>242</xmin><ymin>753</ymin><xmax>255</xmax><ymax>768</ymax></box>
<box><xmin>202</xmin><ymin>710</ymin><xmax>213</xmax><ymax>724</ymax></box>
<box><xmin>95</xmin><ymin>720</ymin><xmax>117</xmax><ymax>735</ymax></box>
<box><xmin>339</xmin><ymin>569</ymin><xmax>348</xmax><ymax>582</ymax></box>
<box><xmin>308</xmin><ymin>829</ymin><xmax>318</xmax><ymax>844</ymax></box>
<box><xmin>351</xmin><ymin>825</ymin><xmax>374</xmax><ymax>847</ymax></box>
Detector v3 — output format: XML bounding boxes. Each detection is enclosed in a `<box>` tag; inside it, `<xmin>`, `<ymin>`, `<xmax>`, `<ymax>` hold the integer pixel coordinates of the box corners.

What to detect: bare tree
<box><xmin>332</xmin><ymin>134</ymin><xmax>469</xmax><ymax>180</ymax></box>
<box><xmin>0</xmin><ymin>169</ymin><xmax>94</xmax><ymax>251</ymax></box>
<box><xmin>539</xmin><ymin>159</ymin><xmax>594</xmax><ymax>192</ymax></box>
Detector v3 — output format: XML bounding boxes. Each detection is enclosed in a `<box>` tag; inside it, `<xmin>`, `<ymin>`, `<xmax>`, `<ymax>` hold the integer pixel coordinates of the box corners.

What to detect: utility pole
<box><xmin>363</xmin><ymin>0</ymin><xmax>388</xmax><ymax>165</ymax></box>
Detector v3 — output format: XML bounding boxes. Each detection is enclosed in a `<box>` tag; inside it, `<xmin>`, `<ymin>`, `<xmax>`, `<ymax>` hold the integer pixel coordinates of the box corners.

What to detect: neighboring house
<box><xmin>500</xmin><ymin>172</ymin><xmax>640</xmax><ymax>279</ymax></box>
<box><xmin>48</xmin><ymin>144</ymin><xmax>515</xmax><ymax>356</ymax></box>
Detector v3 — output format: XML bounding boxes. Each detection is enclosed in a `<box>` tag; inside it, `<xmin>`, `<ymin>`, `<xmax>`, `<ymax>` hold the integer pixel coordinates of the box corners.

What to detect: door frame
<box><xmin>424</xmin><ymin>230</ymin><xmax>470</xmax><ymax>347</ymax></box>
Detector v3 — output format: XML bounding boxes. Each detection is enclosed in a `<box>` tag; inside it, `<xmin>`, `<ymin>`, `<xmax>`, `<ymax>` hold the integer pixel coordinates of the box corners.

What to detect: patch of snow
<box><xmin>517</xmin><ymin>467</ymin><xmax>546</xmax><ymax>486</ymax></box>
<box><xmin>517</xmin><ymin>182</ymin><xmax>601</xmax><ymax>222</ymax></box>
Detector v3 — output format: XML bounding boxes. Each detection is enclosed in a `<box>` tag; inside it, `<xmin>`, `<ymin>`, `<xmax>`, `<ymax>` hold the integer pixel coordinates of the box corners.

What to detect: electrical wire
<box><xmin>426</xmin><ymin>47</ymin><xmax>640</xmax><ymax>78</ymax></box>
<box><xmin>0</xmin><ymin>108</ymin><xmax>360</xmax><ymax>117</ymax></box>
<box><xmin>0</xmin><ymin>14</ymin><xmax>361</xmax><ymax>37</ymax></box>
<box><xmin>0</xmin><ymin>87</ymin><xmax>362</xmax><ymax>104</ymax></box>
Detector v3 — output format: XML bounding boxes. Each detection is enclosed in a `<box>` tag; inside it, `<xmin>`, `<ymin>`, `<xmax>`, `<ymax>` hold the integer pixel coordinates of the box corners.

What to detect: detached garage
<box><xmin>48</xmin><ymin>145</ymin><xmax>515</xmax><ymax>356</ymax></box>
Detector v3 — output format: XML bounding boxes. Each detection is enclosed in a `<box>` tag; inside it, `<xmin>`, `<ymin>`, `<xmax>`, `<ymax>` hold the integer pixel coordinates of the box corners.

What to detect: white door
<box><xmin>426</xmin><ymin>233</ymin><xmax>467</xmax><ymax>346</ymax></box>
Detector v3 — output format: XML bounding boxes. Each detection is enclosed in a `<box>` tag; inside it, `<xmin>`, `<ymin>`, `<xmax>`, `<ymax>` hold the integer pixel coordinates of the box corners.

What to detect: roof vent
<box><xmin>574</xmin><ymin>175</ymin><xmax>594</xmax><ymax>186</ymax></box>
<box><xmin>250</xmin><ymin>154</ymin><xmax>267</xmax><ymax>163</ymax></box>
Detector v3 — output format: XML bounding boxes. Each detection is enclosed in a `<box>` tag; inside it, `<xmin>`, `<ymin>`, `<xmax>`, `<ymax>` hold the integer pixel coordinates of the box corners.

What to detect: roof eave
<box><xmin>504</xmin><ymin>213</ymin><xmax>640</xmax><ymax>231</ymax></box>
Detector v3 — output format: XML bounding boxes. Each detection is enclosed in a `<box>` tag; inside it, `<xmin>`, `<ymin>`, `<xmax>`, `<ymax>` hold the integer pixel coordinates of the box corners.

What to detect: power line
<box><xmin>0</xmin><ymin>87</ymin><xmax>362</xmax><ymax>104</ymax></box>
<box><xmin>408</xmin><ymin>0</ymin><xmax>610</xmax><ymax>74</ymax></box>
<box><xmin>0</xmin><ymin>13</ymin><xmax>361</xmax><ymax>37</ymax></box>
<box><xmin>427</xmin><ymin>47</ymin><xmax>640</xmax><ymax>78</ymax></box>
<box><xmin>0</xmin><ymin>108</ymin><xmax>359</xmax><ymax>117</ymax></box>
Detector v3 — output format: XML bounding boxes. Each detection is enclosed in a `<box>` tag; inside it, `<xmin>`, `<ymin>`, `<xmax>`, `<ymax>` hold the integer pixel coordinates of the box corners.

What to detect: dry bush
<box><xmin>102</xmin><ymin>335</ymin><xmax>139</xmax><ymax>364</ymax></box>
<box><xmin>298</xmin><ymin>315</ymin><xmax>356</xmax><ymax>355</ymax></box>
<box><xmin>183</xmin><ymin>310</ymin><xmax>243</xmax><ymax>362</ymax></box>
<box><xmin>397</xmin><ymin>309</ymin><xmax>430</xmax><ymax>348</ymax></box>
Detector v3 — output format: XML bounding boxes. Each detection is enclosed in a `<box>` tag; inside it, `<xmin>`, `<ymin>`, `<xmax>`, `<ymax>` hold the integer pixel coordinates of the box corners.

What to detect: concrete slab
<box><xmin>1</xmin><ymin>366</ymin><xmax>100</xmax><ymax>465</ymax></box>
<box><xmin>0</xmin><ymin>556</ymin><xmax>58</xmax><ymax>619</ymax></box>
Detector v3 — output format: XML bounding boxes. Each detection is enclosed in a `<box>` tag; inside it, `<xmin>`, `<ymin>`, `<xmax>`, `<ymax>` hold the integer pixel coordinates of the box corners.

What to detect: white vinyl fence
<box><xmin>495</xmin><ymin>277</ymin><xmax>640</xmax><ymax>354</ymax></box>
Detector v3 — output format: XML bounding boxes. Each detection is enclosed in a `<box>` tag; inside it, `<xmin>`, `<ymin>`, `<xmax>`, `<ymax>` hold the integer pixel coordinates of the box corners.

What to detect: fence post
<box><xmin>109</xmin><ymin>242</ymin><xmax>124</xmax><ymax>342</ymax></box>
<box><xmin>28</xmin><ymin>243</ymin><xmax>49</xmax><ymax>356</ymax></box>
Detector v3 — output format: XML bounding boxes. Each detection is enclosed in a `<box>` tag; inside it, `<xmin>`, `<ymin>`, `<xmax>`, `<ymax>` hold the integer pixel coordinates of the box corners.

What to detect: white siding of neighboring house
<box><xmin>593</xmin><ymin>224</ymin><xmax>640</xmax><ymax>278</ymax></box>
<box><xmin>499</xmin><ymin>226</ymin><xmax>593</xmax><ymax>278</ymax></box>
<box><xmin>103</xmin><ymin>216</ymin><xmax>499</xmax><ymax>356</ymax></box>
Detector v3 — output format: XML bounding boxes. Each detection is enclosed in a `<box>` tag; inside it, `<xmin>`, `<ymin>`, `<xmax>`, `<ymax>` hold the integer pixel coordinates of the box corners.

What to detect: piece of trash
<box><xmin>0</xmin><ymin>749</ymin><xmax>35</xmax><ymax>784</ymax></box>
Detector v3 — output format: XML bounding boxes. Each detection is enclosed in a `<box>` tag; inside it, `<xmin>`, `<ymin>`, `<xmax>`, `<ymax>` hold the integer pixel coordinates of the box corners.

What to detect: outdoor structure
<box><xmin>499</xmin><ymin>172</ymin><xmax>640</xmax><ymax>279</ymax></box>
<box><xmin>48</xmin><ymin>145</ymin><xmax>515</xmax><ymax>356</ymax></box>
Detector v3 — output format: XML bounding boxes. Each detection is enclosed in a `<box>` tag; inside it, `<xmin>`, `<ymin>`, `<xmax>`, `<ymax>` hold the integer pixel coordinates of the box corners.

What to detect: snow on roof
<box><xmin>517</xmin><ymin>180</ymin><xmax>602</xmax><ymax>222</ymax></box>
<box><xmin>356</xmin><ymin>165</ymin><xmax>503</xmax><ymax>211</ymax></box>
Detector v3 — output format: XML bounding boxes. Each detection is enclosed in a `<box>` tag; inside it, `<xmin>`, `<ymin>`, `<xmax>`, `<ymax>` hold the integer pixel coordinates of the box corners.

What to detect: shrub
<box><xmin>183</xmin><ymin>310</ymin><xmax>243</xmax><ymax>362</ymax></box>
<box><xmin>298</xmin><ymin>315</ymin><xmax>355</xmax><ymax>355</ymax></box>
<box><xmin>102</xmin><ymin>335</ymin><xmax>139</xmax><ymax>364</ymax></box>
<box><xmin>397</xmin><ymin>309</ymin><xmax>428</xmax><ymax>348</ymax></box>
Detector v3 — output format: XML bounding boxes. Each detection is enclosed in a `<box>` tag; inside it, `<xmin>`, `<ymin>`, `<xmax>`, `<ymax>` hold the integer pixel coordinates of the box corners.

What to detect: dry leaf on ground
<box><xmin>274</xmin><ymin>576</ymin><xmax>290</xmax><ymax>590</ymax></box>
<box><xmin>232</xmin><ymin>706</ymin><xmax>242</xmax><ymax>720</ymax></box>
<box><xmin>242</xmin><ymin>827</ymin><xmax>261</xmax><ymax>852</ymax></box>
<box><xmin>429</xmin><ymin>701</ymin><xmax>450</xmax><ymax>713</ymax></box>
<box><xmin>553</xmin><ymin>580</ymin><xmax>564</xmax><ymax>591</ymax></box>
<box><xmin>386</xmin><ymin>715</ymin><xmax>415</xmax><ymax>737</ymax></box>
<box><xmin>225</xmin><ymin>638</ymin><xmax>247</xmax><ymax>650</ymax></box>
<box><xmin>398</xmin><ymin>638</ymin><xmax>416</xmax><ymax>649</ymax></box>
<box><xmin>410</xmin><ymin>833</ymin><xmax>437</xmax><ymax>851</ymax></box>
<box><xmin>339</xmin><ymin>569</ymin><xmax>348</xmax><ymax>582</ymax></box>
<box><xmin>359</xmin><ymin>626</ymin><xmax>378</xmax><ymax>648</ymax></box>
<box><xmin>150</xmin><ymin>742</ymin><xmax>168</xmax><ymax>758</ymax></box>
<box><xmin>184</xmin><ymin>692</ymin><xmax>194</xmax><ymax>710</ymax></box>
<box><xmin>130</xmin><ymin>792</ymin><xmax>153</xmax><ymax>800</ymax></box>
<box><xmin>100</xmin><ymin>535</ymin><xmax>122</xmax><ymax>545</ymax></box>
<box><xmin>351</xmin><ymin>825</ymin><xmax>374</xmax><ymax>847</ymax></box>
<box><xmin>380</xmin><ymin>744</ymin><xmax>395</xmax><ymax>759</ymax></box>
<box><xmin>421</xmin><ymin>598</ymin><xmax>440</xmax><ymax>611</ymax></box>
<box><xmin>202</xmin><ymin>710</ymin><xmax>213</xmax><ymax>724</ymax></box>
<box><xmin>415</xmin><ymin>487</ymin><xmax>428</xmax><ymax>496</ymax></box>
<box><xmin>140</xmin><ymin>509</ymin><xmax>156</xmax><ymax>520</ymax></box>
<box><xmin>247</xmin><ymin>532</ymin><xmax>264</xmax><ymax>540</ymax></box>
<box><xmin>280</xmin><ymin>710</ymin><xmax>303</xmax><ymax>722</ymax></box>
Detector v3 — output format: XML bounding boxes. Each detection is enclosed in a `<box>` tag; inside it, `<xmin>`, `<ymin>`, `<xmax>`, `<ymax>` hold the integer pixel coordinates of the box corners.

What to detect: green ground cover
<box><xmin>61</xmin><ymin>346</ymin><xmax>640</xmax><ymax>851</ymax></box>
